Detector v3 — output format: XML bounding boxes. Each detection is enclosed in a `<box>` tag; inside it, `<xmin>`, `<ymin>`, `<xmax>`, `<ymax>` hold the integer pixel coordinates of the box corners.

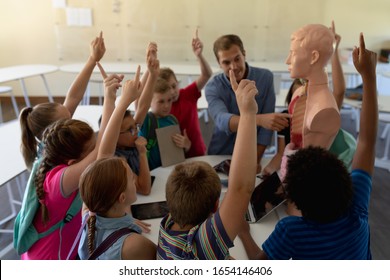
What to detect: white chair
<box><xmin>0</xmin><ymin>86</ymin><xmax>19</xmax><ymax>123</ymax></box>
<box><xmin>83</xmin><ymin>78</ymin><xmax>104</xmax><ymax>105</ymax></box>
<box><xmin>375</xmin><ymin>113</ymin><xmax>390</xmax><ymax>172</ymax></box>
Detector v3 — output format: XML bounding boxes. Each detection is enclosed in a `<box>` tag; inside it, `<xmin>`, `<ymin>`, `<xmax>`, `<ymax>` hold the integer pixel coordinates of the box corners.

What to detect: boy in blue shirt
<box><xmin>238</xmin><ymin>33</ymin><xmax>378</xmax><ymax>260</ymax></box>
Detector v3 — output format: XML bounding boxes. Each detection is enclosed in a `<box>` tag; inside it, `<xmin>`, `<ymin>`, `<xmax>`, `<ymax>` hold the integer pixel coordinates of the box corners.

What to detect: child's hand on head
<box><xmin>135</xmin><ymin>136</ymin><xmax>147</xmax><ymax>154</ymax></box>
<box><xmin>91</xmin><ymin>31</ymin><xmax>106</xmax><ymax>62</ymax></box>
<box><xmin>121</xmin><ymin>65</ymin><xmax>142</xmax><ymax>105</ymax></box>
<box><xmin>229</xmin><ymin>69</ymin><xmax>258</xmax><ymax>115</ymax></box>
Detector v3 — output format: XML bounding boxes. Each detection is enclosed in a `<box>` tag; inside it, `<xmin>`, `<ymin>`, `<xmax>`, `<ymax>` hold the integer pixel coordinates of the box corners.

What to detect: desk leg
<box><xmin>19</xmin><ymin>79</ymin><xmax>31</xmax><ymax>107</ymax></box>
<box><xmin>40</xmin><ymin>74</ymin><xmax>54</xmax><ymax>103</ymax></box>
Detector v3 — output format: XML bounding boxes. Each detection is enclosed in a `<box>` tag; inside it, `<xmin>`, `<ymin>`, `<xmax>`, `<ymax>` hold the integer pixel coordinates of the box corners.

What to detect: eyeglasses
<box><xmin>120</xmin><ymin>123</ymin><xmax>140</xmax><ymax>136</ymax></box>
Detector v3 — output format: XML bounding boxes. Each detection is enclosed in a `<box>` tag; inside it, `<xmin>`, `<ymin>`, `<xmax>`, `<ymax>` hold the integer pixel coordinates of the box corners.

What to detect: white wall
<box><xmin>1</xmin><ymin>0</ymin><xmax>390</xmax><ymax>97</ymax></box>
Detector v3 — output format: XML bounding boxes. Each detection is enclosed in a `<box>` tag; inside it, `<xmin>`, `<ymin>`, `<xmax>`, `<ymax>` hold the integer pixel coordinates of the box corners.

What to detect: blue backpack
<box><xmin>13</xmin><ymin>158</ymin><xmax>82</xmax><ymax>255</ymax></box>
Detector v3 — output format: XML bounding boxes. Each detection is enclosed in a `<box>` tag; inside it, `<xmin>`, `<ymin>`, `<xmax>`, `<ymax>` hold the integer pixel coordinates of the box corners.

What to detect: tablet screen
<box><xmin>131</xmin><ymin>201</ymin><xmax>169</xmax><ymax>220</ymax></box>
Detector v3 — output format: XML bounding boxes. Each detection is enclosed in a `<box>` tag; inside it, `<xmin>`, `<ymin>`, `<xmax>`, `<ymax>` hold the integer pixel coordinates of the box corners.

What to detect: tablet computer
<box><xmin>131</xmin><ymin>201</ymin><xmax>169</xmax><ymax>220</ymax></box>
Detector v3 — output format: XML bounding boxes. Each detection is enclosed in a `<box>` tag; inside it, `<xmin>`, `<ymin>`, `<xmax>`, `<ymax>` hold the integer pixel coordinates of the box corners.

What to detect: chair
<box><xmin>83</xmin><ymin>78</ymin><xmax>104</xmax><ymax>105</ymax></box>
<box><xmin>0</xmin><ymin>86</ymin><xmax>19</xmax><ymax>123</ymax></box>
<box><xmin>375</xmin><ymin>113</ymin><xmax>390</xmax><ymax>172</ymax></box>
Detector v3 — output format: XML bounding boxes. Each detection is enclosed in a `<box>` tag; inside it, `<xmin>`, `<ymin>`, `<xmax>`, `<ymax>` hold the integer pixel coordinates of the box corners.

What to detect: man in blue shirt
<box><xmin>205</xmin><ymin>34</ymin><xmax>290</xmax><ymax>172</ymax></box>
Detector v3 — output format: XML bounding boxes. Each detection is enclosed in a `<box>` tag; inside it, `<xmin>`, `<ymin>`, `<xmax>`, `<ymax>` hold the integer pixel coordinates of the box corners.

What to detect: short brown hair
<box><xmin>166</xmin><ymin>161</ymin><xmax>221</xmax><ymax>228</ymax></box>
<box><xmin>213</xmin><ymin>34</ymin><xmax>246</xmax><ymax>62</ymax></box>
<box><xmin>159</xmin><ymin>67</ymin><xmax>177</xmax><ymax>82</ymax></box>
<box><xmin>154</xmin><ymin>77</ymin><xmax>171</xmax><ymax>94</ymax></box>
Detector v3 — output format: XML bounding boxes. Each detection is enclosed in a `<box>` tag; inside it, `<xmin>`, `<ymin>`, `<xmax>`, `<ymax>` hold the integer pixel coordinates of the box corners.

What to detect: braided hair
<box><xmin>79</xmin><ymin>157</ymin><xmax>129</xmax><ymax>256</ymax></box>
<box><xmin>35</xmin><ymin>118</ymin><xmax>94</xmax><ymax>224</ymax></box>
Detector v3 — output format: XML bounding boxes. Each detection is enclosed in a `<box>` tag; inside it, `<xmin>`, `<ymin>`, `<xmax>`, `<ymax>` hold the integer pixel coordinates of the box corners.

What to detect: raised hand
<box><xmin>352</xmin><ymin>33</ymin><xmax>377</xmax><ymax>79</ymax></box>
<box><xmin>146</xmin><ymin>42</ymin><xmax>160</xmax><ymax>76</ymax></box>
<box><xmin>90</xmin><ymin>31</ymin><xmax>106</xmax><ymax>62</ymax></box>
<box><xmin>330</xmin><ymin>20</ymin><xmax>341</xmax><ymax>49</ymax></box>
<box><xmin>192</xmin><ymin>28</ymin><xmax>203</xmax><ymax>57</ymax></box>
<box><xmin>97</xmin><ymin>62</ymin><xmax>124</xmax><ymax>100</ymax></box>
<box><xmin>229</xmin><ymin>69</ymin><xmax>258</xmax><ymax>115</ymax></box>
<box><xmin>121</xmin><ymin>66</ymin><xmax>142</xmax><ymax>105</ymax></box>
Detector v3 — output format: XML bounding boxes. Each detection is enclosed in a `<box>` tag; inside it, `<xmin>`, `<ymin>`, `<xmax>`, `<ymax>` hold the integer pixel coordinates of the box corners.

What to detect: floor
<box><xmin>0</xmin><ymin>96</ymin><xmax>389</xmax><ymax>260</ymax></box>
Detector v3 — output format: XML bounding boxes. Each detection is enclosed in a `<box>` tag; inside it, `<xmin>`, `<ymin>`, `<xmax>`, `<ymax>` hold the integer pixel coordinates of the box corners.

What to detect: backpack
<box><xmin>145</xmin><ymin>112</ymin><xmax>178</xmax><ymax>155</ymax></box>
<box><xmin>13</xmin><ymin>158</ymin><xmax>82</xmax><ymax>255</ymax></box>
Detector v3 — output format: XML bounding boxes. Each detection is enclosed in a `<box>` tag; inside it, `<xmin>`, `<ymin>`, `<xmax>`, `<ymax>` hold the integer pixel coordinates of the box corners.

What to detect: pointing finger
<box><xmin>229</xmin><ymin>70</ymin><xmax>238</xmax><ymax>91</ymax></box>
<box><xmin>96</xmin><ymin>62</ymin><xmax>107</xmax><ymax>79</ymax></box>
<box><xmin>134</xmin><ymin>65</ymin><xmax>141</xmax><ymax>84</ymax></box>
<box><xmin>359</xmin><ymin>32</ymin><xmax>365</xmax><ymax>52</ymax></box>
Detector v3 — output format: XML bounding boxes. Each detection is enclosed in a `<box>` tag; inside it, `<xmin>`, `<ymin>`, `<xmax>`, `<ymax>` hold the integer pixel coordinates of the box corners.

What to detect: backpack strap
<box><xmin>145</xmin><ymin>112</ymin><xmax>179</xmax><ymax>158</ymax></box>
<box><xmin>88</xmin><ymin>228</ymin><xmax>136</xmax><ymax>260</ymax></box>
<box><xmin>37</xmin><ymin>192</ymin><xmax>82</xmax><ymax>240</ymax></box>
<box><xmin>146</xmin><ymin>112</ymin><xmax>159</xmax><ymax>156</ymax></box>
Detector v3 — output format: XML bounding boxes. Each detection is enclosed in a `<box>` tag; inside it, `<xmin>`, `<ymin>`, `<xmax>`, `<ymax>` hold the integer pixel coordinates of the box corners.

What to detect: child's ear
<box><xmin>67</xmin><ymin>159</ymin><xmax>77</xmax><ymax>165</ymax></box>
<box><xmin>118</xmin><ymin>192</ymin><xmax>126</xmax><ymax>204</ymax></box>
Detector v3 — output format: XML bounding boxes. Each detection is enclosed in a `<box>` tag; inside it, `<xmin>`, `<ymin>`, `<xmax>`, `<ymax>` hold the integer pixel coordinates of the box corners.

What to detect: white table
<box><xmin>72</xmin><ymin>105</ymin><xmax>103</xmax><ymax>132</ymax></box>
<box><xmin>0</xmin><ymin>64</ymin><xmax>58</xmax><ymax>107</ymax></box>
<box><xmin>134</xmin><ymin>155</ymin><xmax>284</xmax><ymax>260</ymax></box>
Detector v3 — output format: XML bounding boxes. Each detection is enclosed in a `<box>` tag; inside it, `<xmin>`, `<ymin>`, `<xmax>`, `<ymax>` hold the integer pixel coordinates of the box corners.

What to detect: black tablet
<box><xmin>131</xmin><ymin>201</ymin><xmax>169</xmax><ymax>220</ymax></box>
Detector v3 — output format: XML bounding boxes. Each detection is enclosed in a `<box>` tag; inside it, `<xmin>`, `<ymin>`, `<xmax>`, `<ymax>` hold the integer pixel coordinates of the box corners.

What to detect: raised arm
<box><xmin>64</xmin><ymin>31</ymin><xmax>106</xmax><ymax>116</ymax></box>
<box><xmin>330</xmin><ymin>21</ymin><xmax>346</xmax><ymax>110</ymax></box>
<box><xmin>351</xmin><ymin>33</ymin><xmax>378</xmax><ymax>175</ymax></box>
<box><xmin>192</xmin><ymin>29</ymin><xmax>213</xmax><ymax>90</ymax></box>
<box><xmin>134</xmin><ymin>42</ymin><xmax>159</xmax><ymax>125</ymax></box>
<box><xmin>219</xmin><ymin>70</ymin><xmax>258</xmax><ymax>241</ymax></box>
<box><xmin>61</xmin><ymin>63</ymin><xmax>118</xmax><ymax>197</ymax></box>
<box><xmin>99</xmin><ymin>66</ymin><xmax>142</xmax><ymax>159</ymax></box>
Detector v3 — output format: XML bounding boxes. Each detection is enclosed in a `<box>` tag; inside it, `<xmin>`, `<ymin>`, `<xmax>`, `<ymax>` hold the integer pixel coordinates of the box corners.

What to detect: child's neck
<box><xmin>105</xmin><ymin>205</ymin><xmax>128</xmax><ymax>219</ymax></box>
<box><xmin>171</xmin><ymin>222</ymin><xmax>193</xmax><ymax>231</ymax></box>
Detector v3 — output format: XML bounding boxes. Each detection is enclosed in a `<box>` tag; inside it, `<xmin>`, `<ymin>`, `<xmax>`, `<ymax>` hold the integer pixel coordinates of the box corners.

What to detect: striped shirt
<box><xmin>157</xmin><ymin>210</ymin><xmax>233</xmax><ymax>260</ymax></box>
<box><xmin>262</xmin><ymin>169</ymin><xmax>372</xmax><ymax>259</ymax></box>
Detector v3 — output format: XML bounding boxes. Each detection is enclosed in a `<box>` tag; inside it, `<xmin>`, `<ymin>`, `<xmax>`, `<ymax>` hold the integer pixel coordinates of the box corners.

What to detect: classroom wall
<box><xmin>1</xmin><ymin>0</ymin><xmax>390</xmax><ymax>97</ymax></box>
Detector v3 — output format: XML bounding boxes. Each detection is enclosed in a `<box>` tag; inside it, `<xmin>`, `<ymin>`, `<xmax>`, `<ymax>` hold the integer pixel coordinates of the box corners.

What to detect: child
<box><xmin>238</xmin><ymin>33</ymin><xmax>378</xmax><ymax>259</ymax></box>
<box><xmin>21</xmin><ymin>74</ymin><xmax>117</xmax><ymax>259</ymax></box>
<box><xmin>262</xmin><ymin>78</ymin><xmax>303</xmax><ymax>175</ymax></box>
<box><xmin>78</xmin><ymin>66</ymin><xmax>156</xmax><ymax>260</ymax></box>
<box><xmin>157</xmin><ymin>69</ymin><xmax>259</xmax><ymax>259</ymax></box>
<box><xmin>159</xmin><ymin>29</ymin><xmax>212</xmax><ymax>157</ymax></box>
<box><xmin>110</xmin><ymin>42</ymin><xmax>159</xmax><ymax>195</ymax></box>
<box><xmin>19</xmin><ymin>32</ymin><xmax>107</xmax><ymax>170</ymax></box>
<box><xmin>139</xmin><ymin>78</ymin><xmax>191</xmax><ymax>170</ymax></box>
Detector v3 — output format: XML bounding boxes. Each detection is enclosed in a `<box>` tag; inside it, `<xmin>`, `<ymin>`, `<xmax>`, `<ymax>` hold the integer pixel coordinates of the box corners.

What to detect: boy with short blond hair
<box><xmin>139</xmin><ymin>78</ymin><xmax>191</xmax><ymax>170</ymax></box>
